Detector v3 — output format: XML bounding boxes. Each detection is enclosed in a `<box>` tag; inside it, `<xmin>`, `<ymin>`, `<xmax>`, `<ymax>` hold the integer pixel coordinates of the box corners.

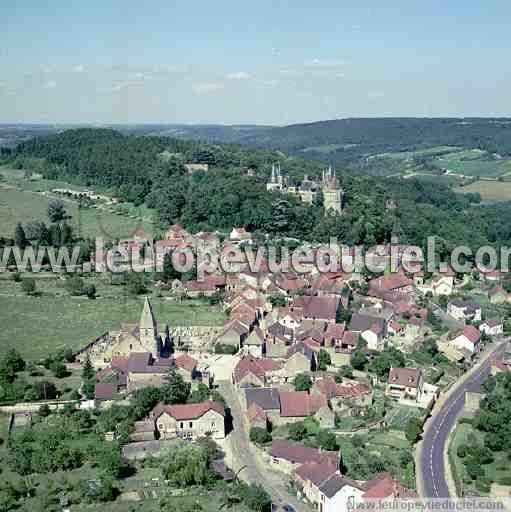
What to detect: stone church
<box><xmin>79</xmin><ymin>297</ymin><xmax>171</xmax><ymax>367</ymax></box>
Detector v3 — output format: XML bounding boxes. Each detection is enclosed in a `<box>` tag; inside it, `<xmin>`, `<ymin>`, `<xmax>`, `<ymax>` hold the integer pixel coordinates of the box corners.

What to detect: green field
<box><xmin>385</xmin><ymin>404</ymin><xmax>426</xmax><ymax>430</ymax></box>
<box><xmin>374</xmin><ymin>146</ymin><xmax>459</xmax><ymax>161</ymax></box>
<box><xmin>0</xmin><ymin>167</ymin><xmax>156</xmax><ymax>240</ymax></box>
<box><xmin>0</xmin><ymin>279</ymin><xmax>225</xmax><ymax>360</ymax></box>
<box><xmin>455</xmin><ymin>180</ymin><xmax>511</xmax><ymax>203</ymax></box>
<box><xmin>431</xmin><ymin>149</ymin><xmax>511</xmax><ymax>178</ymax></box>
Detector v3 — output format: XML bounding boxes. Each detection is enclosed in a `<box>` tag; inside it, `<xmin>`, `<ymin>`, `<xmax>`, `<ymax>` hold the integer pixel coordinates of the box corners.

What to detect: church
<box><xmin>79</xmin><ymin>297</ymin><xmax>172</xmax><ymax>367</ymax></box>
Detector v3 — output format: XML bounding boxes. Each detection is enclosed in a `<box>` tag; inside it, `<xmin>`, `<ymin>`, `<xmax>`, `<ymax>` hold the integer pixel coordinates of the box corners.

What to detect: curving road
<box><xmin>419</xmin><ymin>341</ymin><xmax>507</xmax><ymax>497</ymax></box>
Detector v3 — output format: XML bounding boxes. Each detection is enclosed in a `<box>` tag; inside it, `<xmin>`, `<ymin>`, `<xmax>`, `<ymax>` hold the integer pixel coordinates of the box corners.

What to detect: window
<box><xmin>189</xmin><ymin>422</ymin><xmax>193</xmax><ymax>428</ymax></box>
<box><xmin>180</xmin><ymin>422</ymin><xmax>184</xmax><ymax>429</ymax></box>
<box><xmin>211</xmin><ymin>422</ymin><xmax>215</xmax><ymax>427</ymax></box>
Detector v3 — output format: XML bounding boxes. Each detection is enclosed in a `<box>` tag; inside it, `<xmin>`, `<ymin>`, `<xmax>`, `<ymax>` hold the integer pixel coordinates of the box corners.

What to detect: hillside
<box><xmin>4</xmin><ymin>127</ymin><xmax>511</xmax><ymax>256</ymax></box>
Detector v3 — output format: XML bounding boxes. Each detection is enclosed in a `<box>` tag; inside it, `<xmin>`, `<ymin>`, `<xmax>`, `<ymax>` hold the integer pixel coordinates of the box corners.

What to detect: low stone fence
<box><xmin>0</xmin><ymin>399</ymin><xmax>94</xmax><ymax>415</ymax></box>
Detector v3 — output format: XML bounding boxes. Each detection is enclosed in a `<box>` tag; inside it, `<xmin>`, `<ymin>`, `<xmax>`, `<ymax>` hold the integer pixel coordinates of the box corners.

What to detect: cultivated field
<box><xmin>455</xmin><ymin>180</ymin><xmax>511</xmax><ymax>203</ymax></box>
<box><xmin>431</xmin><ymin>149</ymin><xmax>511</xmax><ymax>178</ymax></box>
<box><xmin>0</xmin><ymin>278</ymin><xmax>226</xmax><ymax>360</ymax></box>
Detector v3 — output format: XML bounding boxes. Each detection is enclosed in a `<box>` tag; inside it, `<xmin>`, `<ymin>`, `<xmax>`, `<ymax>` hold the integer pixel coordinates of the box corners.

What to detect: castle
<box><xmin>266</xmin><ymin>162</ymin><xmax>344</xmax><ymax>214</ymax></box>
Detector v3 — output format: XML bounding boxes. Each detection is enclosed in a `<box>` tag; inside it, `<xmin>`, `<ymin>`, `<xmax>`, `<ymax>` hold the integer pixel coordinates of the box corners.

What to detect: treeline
<box><xmin>6</xmin><ymin>128</ymin><xmax>511</xmax><ymax>254</ymax></box>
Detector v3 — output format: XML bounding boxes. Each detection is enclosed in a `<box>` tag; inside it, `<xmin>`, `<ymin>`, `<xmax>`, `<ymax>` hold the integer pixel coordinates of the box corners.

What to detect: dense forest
<box><xmin>4</xmin><ymin>128</ymin><xmax>511</xmax><ymax>257</ymax></box>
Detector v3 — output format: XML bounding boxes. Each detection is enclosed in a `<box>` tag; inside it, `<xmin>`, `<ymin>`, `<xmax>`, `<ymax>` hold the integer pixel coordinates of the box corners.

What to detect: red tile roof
<box><xmin>173</xmin><ymin>354</ymin><xmax>197</xmax><ymax>373</ymax></box>
<box><xmin>293</xmin><ymin>296</ymin><xmax>340</xmax><ymax>321</ymax></box>
<box><xmin>95</xmin><ymin>382</ymin><xmax>118</xmax><ymax>400</ymax></box>
<box><xmin>279</xmin><ymin>391</ymin><xmax>328</xmax><ymax>417</ymax></box>
<box><xmin>151</xmin><ymin>400</ymin><xmax>224</xmax><ymax>421</ymax></box>
<box><xmin>362</xmin><ymin>472</ymin><xmax>418</xmax><ymax>499</ymax></box>
<box><xmin>388</xmin><ymin>367</ymin><xmax>422</xmax><ymax>388</ymax></box>
<box><xmin>295</xmin><ymin>462</ymin><xmax>338</xmax><ymax>488</ymax></box>
<box><xmin>233</xmin><ymin>357</ymin><xmax>281</xmax><ymax>384</ymax></box>
<box><xmin>271</xmin><ymin>439</ymin><xmax>338</xmax><ymax>466</ymax></box>
<box><xmin>458</xmin><ymin>325</ymin><xmax>482</xmax><ymax>344</ymax></box>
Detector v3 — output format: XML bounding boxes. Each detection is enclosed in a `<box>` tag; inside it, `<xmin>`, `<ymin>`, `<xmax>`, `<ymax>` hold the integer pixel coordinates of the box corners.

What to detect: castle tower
<box><xmin>139</xmin><ymin>296</ymin><xmax>159</xmax><ymax>358</ymax></box>
<box><xmin>322</xmin><ymin>165</ymin><xmax>344</xmax><ymax>215</ymax></box>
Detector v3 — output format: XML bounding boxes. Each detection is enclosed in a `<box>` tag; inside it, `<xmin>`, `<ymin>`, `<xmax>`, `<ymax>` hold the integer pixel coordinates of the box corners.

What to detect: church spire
<box><xmin>140</xmin><ymin>296</ymin><xmax>159</xmax><ymax>358</ymax></box>
<box><xmin>140</xmin><ymin>296</ymin><xmax>157</xmax><ymax>330</ymax></box>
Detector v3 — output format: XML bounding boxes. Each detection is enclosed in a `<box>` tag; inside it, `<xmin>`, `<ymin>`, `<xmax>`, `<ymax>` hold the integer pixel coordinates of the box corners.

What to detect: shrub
<box><xmin>249</xmin><ymin>427</ymin><xmax>271</xmax><ymax>445</ymax></box>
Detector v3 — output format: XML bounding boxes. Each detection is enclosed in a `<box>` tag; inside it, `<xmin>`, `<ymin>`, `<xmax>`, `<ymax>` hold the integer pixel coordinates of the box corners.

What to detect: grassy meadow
<box><xmin>0</xmin><ymin>277</ymin><xmax>225</xmax><ymax>360</ymax></box>
<box><xmin>0</xmin><ymin>166</ymin><xmax>156</xmax><ymax>240</ymax></box>
<box><xmin>455</xmin><ymin>180</ymin><xmax>511</xmax><ymax>203</ymax></box>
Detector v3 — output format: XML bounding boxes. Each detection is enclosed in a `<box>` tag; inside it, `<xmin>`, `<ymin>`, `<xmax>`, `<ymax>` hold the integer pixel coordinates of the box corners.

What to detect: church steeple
<box><xmin>140</xmin><ymin>296</ymin><xmax>159</xmax><ymax>358</ymax></box>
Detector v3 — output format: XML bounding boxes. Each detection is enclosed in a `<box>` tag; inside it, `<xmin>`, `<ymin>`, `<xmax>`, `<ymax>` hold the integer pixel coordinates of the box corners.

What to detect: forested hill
<box><xmin>5</xmin><ymin>127</ymin><xmax>511</xmax><ymax>255</ymax></box>
<box><xmin>130</xmin><ymin>118</ymin><xmax>511</xmax><ymax>164</ymax></box>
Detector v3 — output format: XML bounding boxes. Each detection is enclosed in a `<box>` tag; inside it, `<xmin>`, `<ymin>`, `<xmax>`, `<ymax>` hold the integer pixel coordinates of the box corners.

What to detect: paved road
<box><xmin>218</xmin><ymin>381</ymin><xmax>307</xmax><ymax>512</ymax></box>
<box><xmin>419</xmin><ymin>341</ymin><xmax>507</xmax><ymax>498</ymax></box>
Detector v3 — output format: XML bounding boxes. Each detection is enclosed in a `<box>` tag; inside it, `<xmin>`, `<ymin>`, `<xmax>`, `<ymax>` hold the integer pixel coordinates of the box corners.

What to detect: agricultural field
<box><xmin>373</xmin><ymin>146</ymin><xmax>459</xmax><ymax>161</ymax></box>
<box><xmin>0</xmin><ymin>166</ymin><xmax>156</xmax><ymax>240</ymax></box>
<box><xmin>455</xmin><ymin>180</ymin><xmax>511</xmax><ymax>203</ymax></box>
<box><xmin>0</xmin><ymin>277</ymin><xmax>226</xmax><ymax>360</ymax></box>
<box><xmin>385</xmin><ymin>404</ymin><xmax>427</xmax><ymax>430</ymax></box>
<box><xmin>431</xmin><ymin>149</ymin><xmax>511</xmax><ymax>178</ymax></box>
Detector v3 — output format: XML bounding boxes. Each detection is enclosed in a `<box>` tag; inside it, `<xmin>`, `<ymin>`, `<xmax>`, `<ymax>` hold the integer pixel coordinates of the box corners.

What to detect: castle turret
<box><xmin>140</xmin><ymin>296</ymin><xmax>159</xmax><ymax>358</ymax></box>
<box><xmin>322</xmin><ymin>165</ymin><xmax>344</xmax><ymax>215</ymax></box>
<box><xmin>266</xmin><ymin>162</ymin><xmax>284</xmax><ymax>191</ymax></box>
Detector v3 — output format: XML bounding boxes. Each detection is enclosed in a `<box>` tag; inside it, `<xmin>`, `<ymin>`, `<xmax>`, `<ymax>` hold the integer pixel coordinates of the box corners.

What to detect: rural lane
<box><xmin>217</xmin><ymin>381</ymin><xmax>307</xmax><ymax>512</ymax></box>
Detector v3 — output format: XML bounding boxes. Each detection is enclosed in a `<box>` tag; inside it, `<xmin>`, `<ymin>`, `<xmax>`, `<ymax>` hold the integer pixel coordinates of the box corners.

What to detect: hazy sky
<box><xmin>1</xmin><ymin>1</ymin><xmax>510</xmax><ymax>124</ymax></box>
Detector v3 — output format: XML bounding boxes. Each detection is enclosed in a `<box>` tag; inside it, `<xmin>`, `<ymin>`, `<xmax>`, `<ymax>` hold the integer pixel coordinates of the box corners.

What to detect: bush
<box><xmin>21</xmin><ymin>278</ymin><xmax>36</xmax><ymax>296</ymax></box>
<box><xmin>457</xmin><ymin>444</ymin><xmax>469</xmax><ymax>458</ymax></box>
<box><xmin>475</xmin><ymin>477</ymin><xmax>491</xmax><ymax>494</ymax></box>
<box><xmin>249</xmin><ymin>427</ymin><xmax>271</xmax><ymax>445</ymax></box>
<box><xmin>214</xmin><ymin>344</ymin><xmax>238</xmax><ymax>355</ymax></box>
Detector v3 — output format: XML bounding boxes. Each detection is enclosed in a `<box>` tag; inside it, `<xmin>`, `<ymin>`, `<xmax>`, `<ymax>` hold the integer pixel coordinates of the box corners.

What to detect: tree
<box><xmin>335</xmin><ymin>365</ymin><xmax>353</xmax><ymax>382</ymax></box>
<box><xmin>288</xmin><ymin>421</ymin><xmax>308</xmax><ymax>441</ymax></box>
<box><xmin>82</xmin><ymin>355</ymin><xmax>95</xmax><ymax>381</ymax></box>
<box><xmin>60</xmin><ymin>223</ymin><xmax>73</xmax><ymax>244</ymax></box>
<box><xmin>316</xmin><ymin>429</ymin><xmax>339</xmax><ymax>451</ymax></box>
<box><xmin>268</xmin><ymin>293</ymin><xmax>287</xmax><ymax>308</ymax></box>
<box><xmin>65</xmin><ymin>275</ymin><xmax>85</xmax><ymax>296</ymax></box>
<box><xmin>161</xmin><ymin>368</ymin><xmax>191</xmax><ymax>404</ymax></box>
<box><xmin>249</xmin><ymin>427</ymin><xmax>271</xmax><ymax>445</ymax></box>
<box><xmin>84</xmin><ymin>283</ymin><xmax>97</xmax><ymax>299</ymax></box>
<box><xmin>14</xmin><ymin>222</ymin><xmax>28</xmax><ymax>249</ymax></box>
<box><xmin>294</xmin><ymin>373</ymin><xmax>312</xmax><ymax>392</ymax></box>
<box><xmin>82</xmin><ymin>379</ymin><xmax>96</xmax><ymax>399</ymax></box>
<box><xmin>21</xmin><ymin>278</ymin><xmax>36</xmax><ymax>296</ymax></box>
<box><xmin>405</xmin><ymin>417</ymin><xmax>423</xmax><ymax>443</ymax></box>
<box><xmin>351</xmin><ymin>350</ymin><xmax>368</xmax><ymax>370</ymax></box>
<box><xmin>235</xmin><ymin>483</ymin><xmax>271</xmax><ymax>512</ymax></box>
<box><xmin>38</xmin><ymin>404</ymin><xmax>51</xmax><ymax>418</ymax></box>
<box><xmin>369</xmin><ymin>347</ymin><xmax>405</xmax><ymax>378</ymax></box>
<box><xmin>50</xmin><ymin>360</ymin><xmax>68</xmax><ymax>378</ymax></box>
<box><xmin>126</xmin><ymin>272</ymin><xmax>147</xmax><ymax>295</ymax></box>
<box><xmin>188</xmin><ymin>383</ymin><xmax>211</xmax><ymax>403</ymax></box>
<box><xmin>47</xmin><ymin>199</ymin><xmax>67</xmax><ymax>223</ymax></box>
<box><xmin>318</xmin><ymin>349</ymin><xmax>331</xmax><ymax>371</ymax></box>
<box><xmin>160</xmin><ymin>444</ymin><xmax>212</xmax><ymax>487</ymax></box>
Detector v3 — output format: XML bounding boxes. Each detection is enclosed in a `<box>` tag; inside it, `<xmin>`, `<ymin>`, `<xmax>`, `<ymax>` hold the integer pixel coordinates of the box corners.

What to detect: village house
<box><xmin>312</xmin><ymin>377</ymin><xmax>373</xmax><ymax>417</ymax></box>
<box><xmin>479</xmin><ymin>319</ymin><xmax>504</xmax><ymax>337</ymax></box>
<box><xmin>368</xmin><ymin>272</ymin><xmax>414</xmax><ymax>298</ymax></box>
<box><xmin>183</xmin><ymin>274</ymin><xmax>226</xmax><ymax>298</ymax></box>
<box><xmin>284</xmin><ymin>342</ymin><xmax>317</xmax><ymax>375</ymax></box>
<box><xmin>386</xmin><ymin>367</ymin><xmax>424</xmax><ymax>402</ymax></box>
<box><xmin>293</xmin><ymin>296</ymin><xmax>340</xmax><ymax>324</ymax></box>
<box><xmin>451</xmin><ymin>325</ymin><xmax>482</xmax><ymax>356</ymax></box>
<box><xmin>270</xmin><ymin>439</ymin><xmax>339</xmax><ymax>475</ymax></box>
<box><xmin>244</xmin><ymin>326</ymin><xmax>265</xmax><ymax>357</ymax></box>
<box><xmin>488</xmin><ymin>286</ymin><xmax>508</xmax><ymax>304</ymax></box>
<box><xmin>447</xmin><ymin>299</ymin><xmax>482</xmax><ymax>322</ymax></box>
<box><xmin>243</xmin><ymin>387</ymin><xmax>281</xmax><ymax>425</ymax></box>
<box><xmin>149</xmin><ymin>400</ymin><xmax>225</xmax><ymax>441</ymax></box>
<box><xmin>230</xmin><ymin>227</ymin><xmax>252</xmax><ymax>243</ymax></box>
<box><xmin>491</xmin><ymin>357</ymin><xmax>511</xmax><ymax>375</ymax></box>
<box><xmin>277</xmin><ymin>390</ymin><xmax>335</xmax><ymax>428</ymax></box>
<box><xmin>349</xmin><ymin>313</ymin><xmax>387</xmax><ymax>352</ymax></box>
<box><xmin>215</xmin><ymin>319</ymin><xmax>249</xmax><ymax>350</ymax></box>
<box><xmin>233</xmin><ymin>356</ymin><xmax>282</xmax><ymax>388</ymax></box>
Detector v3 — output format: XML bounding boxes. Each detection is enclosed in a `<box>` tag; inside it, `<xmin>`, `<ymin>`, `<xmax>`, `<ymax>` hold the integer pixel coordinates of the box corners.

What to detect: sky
<box><xmin>1</xmin><ymin>0</ymin><xmax>511</xmax><ymax>125</ymax></box>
